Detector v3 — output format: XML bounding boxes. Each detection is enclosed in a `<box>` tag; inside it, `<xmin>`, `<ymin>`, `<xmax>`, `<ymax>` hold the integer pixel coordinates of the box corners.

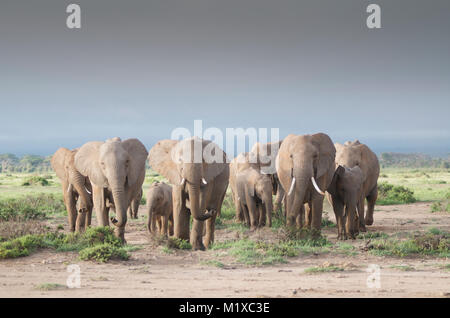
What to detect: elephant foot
<box><xmin>359</xmin><ymin>225</ymin><xmax>367</xmax><ymax>232</ymax></box>
<box><xmin>191</xmin><ymin>240</ymin><xmax>206</xmax><ymax>251</ymax></box>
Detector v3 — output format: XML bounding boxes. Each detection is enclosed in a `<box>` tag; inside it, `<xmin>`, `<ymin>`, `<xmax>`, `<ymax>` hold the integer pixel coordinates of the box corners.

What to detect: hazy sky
<box><xmin>0</xmin><ymin>0</ymin><xmax>449</xmax><ymax>156</ymax></box>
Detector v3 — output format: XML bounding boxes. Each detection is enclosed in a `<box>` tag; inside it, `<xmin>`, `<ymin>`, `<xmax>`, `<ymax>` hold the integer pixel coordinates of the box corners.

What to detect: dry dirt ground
<box><xmin>0</xmin><ymin>202</ymin><xmax>449</xmax><ymax>298</ymax></box>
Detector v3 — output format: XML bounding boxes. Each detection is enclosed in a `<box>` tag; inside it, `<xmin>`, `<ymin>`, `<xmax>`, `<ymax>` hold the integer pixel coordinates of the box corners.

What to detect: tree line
<box><xmin>0</xmin><ymin>152</ymin><xmax>449</xmax><ymax>173</ymax></box>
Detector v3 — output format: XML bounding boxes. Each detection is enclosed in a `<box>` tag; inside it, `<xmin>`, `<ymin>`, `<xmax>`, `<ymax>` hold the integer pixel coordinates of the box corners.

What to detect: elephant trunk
<box><xmin>110</xmin><ymin>187</ymin><xmax>128</xmax><ymax>228</ymax></box>
<box><xmin>345</xmin><ymin>199</ymin><xmax>358</xmax><ymax>239</ymax></box>
<box><xmin>187</xmin><ymin>183</ymin><xmax>213</xmax><ymax>221</ymax></box>
<box><xmin>72</xmin><ymin>172</ymin><xmax>92</xmax><ymax>212</ymax></box>
<box><xmin>287</xmin><ymin>166</ymin><xmax>312</xmax><ymax>227</ymax></box>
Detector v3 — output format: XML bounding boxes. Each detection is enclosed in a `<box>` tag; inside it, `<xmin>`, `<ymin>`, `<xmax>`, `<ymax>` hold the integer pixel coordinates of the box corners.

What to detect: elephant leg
<box><xmin>172</xmin><ymin>187</ymin><xmax>190</xmax><ymax>240</ymax></box>
<box><xmin>365</xmin><ymin>186</ymin><xmax>377</xmax><ymax>226</ymax></box>
<box><xmin>190</xmin><ymin>219</ymin><xmax>205</xmax><ymax>251</ymax></box>
<box><xmin>246</xmin><ymin>195</ymin><xmax>258</xmax><ymax>231</ymax></box>
<box><xmin>162</xmin><ymin>215</ymin><xmax>169</xmax><ymax>237</ymax></box>
<box><xmin>232</xmin><ymin>190</ymin><xmax>244</xmax><ymax>222</ymax></box>
<box><xmin>92</xmin><ymin>185</ymin><xmax>108</xmax><ymax>227</ymax></box>
<box><xmin>310</xmin><ymin>195</ymin><xmax>324</xmax><ymax>236</ymax></box>
<box><xmin>258</xmin><ymin>204</ymin><xmax>266</xmax><ymax>227</ymax></box>
<box><xmin>204</xmin><ymin>211</ymin><xmax>217</xmax><ymax>249</ymax></box>
<box><xmin>168</xmin><ymin>215</ymin><xmax>174</xmax><ymax>236</ymax></box>
<box><xmin>329</xmin><ymin>195</ymin><xmax>345</xmax><ymax>240</ymax></box>
<box><xmin>304</xmin><ymin>203</ymin><xmax>312</xmax><ymax>229</ymax></box>
<box><xmin>241</xmin><ymin>203</ymin><xmax>250</xmax><ymax>228</ymax></box>
<box><xmin>75</xmin><ymin>210</ymin><xmax>87</xmax><ymax>233</ymax></box>
<box><xmin>157</xmin><ymin>216</ymin><xmax>163</xmax><ymax>235</ymax></box>
<box><xmin>357</xmin><ymin>194</ymin><xmax>366</xmax><ymax>232</ymax></box>
<box><xmin>86</xmin><ymin>206</ymin><xmax>93</xmax><ymax>227</ymax></box>
<box><xmin>64</xmin><ymin>186</ymin><xmax>77</xmax><ymax>232</ymax></box>
<box><xmin>275</xmin><ymin>185</ymin><xmax>285</xmax><ymax>216</ymax></box>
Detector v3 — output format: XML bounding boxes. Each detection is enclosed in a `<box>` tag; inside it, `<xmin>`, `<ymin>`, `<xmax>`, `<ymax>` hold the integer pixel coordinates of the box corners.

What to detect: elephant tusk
<box><xmin>67</xmin><ymin>184</ymin><xmax>71</xmax><ymax>192</ymax></box>
<box><xmin>202</xmin><ymin>178</ymin><xmax>207</xmax><ymax>185</ymax></box>
<box><xmin>288</xmin><ymin>177</ymin><xmax>296</xmax><ymax>196</ymax></box>
<box><xmin>311</xmin><ymin>177</ymin><xmax>325</xmax><ymax>195</ymax></box>
<box><xmin>180</xmin><ymin>178</ymin><xmax>186</xmax><ymax>186</ymax></box>
<box><xmin>85</xmin><ymin>187</ymin><xmax>92</xmax><ymax>195</ymax></box>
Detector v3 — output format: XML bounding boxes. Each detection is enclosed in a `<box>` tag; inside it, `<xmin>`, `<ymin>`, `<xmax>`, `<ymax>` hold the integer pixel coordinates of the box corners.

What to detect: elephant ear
<box><xmin>201</xmin><ymin>139</ymin><xmax>228</xmax><ymax>183</ymax></box>
<box><xmin>122</xmin><ymin>138</ymin><xmax>148</xmax><ymax>187</ymax></box>
<box><xmin>327</xmin><ymin>165</ymin><xmax>345</xmax><ymax>196</ymax></box>
<box><xmin>74</xmin><ymin>141</ymin><xmax>107</xmax><ymax>187</ymax></box>
<box><xmin>51</xmin><ymin>148</ymin><xmax>70</xmax><ymax>182</ymax></box>
<box><xmin>311</xmin><ymin>133</ymin><xmax>336</xmax><ymax>179</ymax></box>
<box><xmin>148</xmin><ymin>140</ymin><xmax>181</xmax><ymax>185</ymax></box>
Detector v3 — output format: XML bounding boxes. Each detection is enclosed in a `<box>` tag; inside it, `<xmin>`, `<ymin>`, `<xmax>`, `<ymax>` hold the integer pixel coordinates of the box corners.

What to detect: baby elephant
<box><xmin>236</xmin><ymin>167</ymin><xmax>273</xmax><ymax>230</ymax></box>
<box><xmin>146</xmin><ymin>182</ymin><xmax>174</xmax><ymax>236</ymax></box>
<box><xmin>327</xmin><ymin>165</ymin><xmax>364</xmax><ymax>239</ymax></box>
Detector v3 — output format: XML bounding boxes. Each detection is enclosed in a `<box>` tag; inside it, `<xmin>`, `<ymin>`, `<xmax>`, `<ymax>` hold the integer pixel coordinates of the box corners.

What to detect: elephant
<box><xmin>250</xmin><ymin>140</ymin><xmax>285</xmax><ymax>216</ymax></box>
<box><xmin>335</xmin><ymin>140</ymin><xmax>380</xmax><ymax>232</ymax></box>
<box><xmin>276</xmin><ymin>133</ymin><xmax>337</xmax><ymax>234</ymax></box>
<box><xmin>326</xmin><ymin>165</ymin><xmax>364</xmax><ymax>239</ymax></box>
<box><xmin>236</xmin><ymin>167</ymin><xmax>273</xmax><ymax>230</ymax></box>
<box><xmin>229</xmin><ymin>152</ymin><xmax>258</xmax><ymax>222</ymax></box>
<box><xmin>148</xmin><ymin>137</ymin><xmax>229</xmax><ymax>250</ymax></box>
<box><xmin>128</xmin><ymin>188</ymin><xmax>142</xmax><ymax>219</ymax></box>
<box><xmin>74</xmin><ymin>137</ymin><xmax>148</xmax><ymax>242</ymax></box>
<box><xmin>145</xmin><ymin>182</ymin><xmax>174</xmax><ymax>236</ymax></box>
<box><xmin>51</xmin><ymin>147</ymin><xmax>93</xmax><ymax>232</ymax></box>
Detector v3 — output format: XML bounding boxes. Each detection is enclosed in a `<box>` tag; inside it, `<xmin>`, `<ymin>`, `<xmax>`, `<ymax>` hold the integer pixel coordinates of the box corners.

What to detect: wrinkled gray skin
<box><xmin>75</xmin><ymin>137</ymin><xmax>148</xmax><ymax>242</ymax></box>
<box><xmin>148</xmin><ymin>137</ymin><xmax>229</xmax><ymax>250</ymax></box>
<box><xmin>276</xmin><ymin>133</ymin><xmax>337</xmax><ymax>234</ymax></box>
<box><xmin>327</xmin><ymin>166</ymin><xmax>364</xmax><ymax>239</ymax></box>
<box><xmin>51</xmin><ymin>148</ymin><xmax>93</xmax><ymax>232</ymax></box>
<box><xmin>128</xmin><ymin>188</ymin><xmax>142</xmax><ymax>219</ymax></box>
<box><xmin>236</xmin><ymin>167</ymin><xmax>273</xmax><ymax>230</ymax></box>
<box><xmin>250</xmin><ymin>140</ymin><xmax>285</xmax><ymax>217</ymax></box>
<box><xmin>335</xmin><ymin>140</ymin><xmax>380</xmax><ymax>232</ymax></box>
<box><xmin>146</xmin><ymin>182</ymin><xmax>173</xmax><ymax>236</ymax></box>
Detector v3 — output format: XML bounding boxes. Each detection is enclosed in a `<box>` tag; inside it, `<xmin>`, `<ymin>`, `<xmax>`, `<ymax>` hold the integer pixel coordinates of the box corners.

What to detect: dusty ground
<box><xmin>0</xmin><ymin>202</ymin><xmax>449</xmax><ymax>298</ymax></box>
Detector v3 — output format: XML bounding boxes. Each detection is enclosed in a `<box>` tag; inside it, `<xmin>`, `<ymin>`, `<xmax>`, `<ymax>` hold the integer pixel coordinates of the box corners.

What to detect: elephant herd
<box><xmin>51</xmin><ymin>133</ymin><xmax>379</xmax><ymax>250</ymax></box>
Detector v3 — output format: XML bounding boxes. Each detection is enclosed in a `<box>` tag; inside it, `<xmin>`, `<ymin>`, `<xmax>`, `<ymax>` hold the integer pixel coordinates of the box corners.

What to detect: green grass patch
<box><xmin>0</xmin><ymin>227</ymin><xmax>131</xmax><ymax>262</ymax></box>
<box><xmin>389</xmin><ymin>265</ymin><xmax>415</xmax><ymax>271</ymax></box>
<box><xmin>0</xmin><ymin>194</ymin><xmax>65</xmax><ymax>221</ymax></box>
<box><xmin>35</xmin><ymin>283</ymin><xmax>67</xmax><ymax>291</ymax></box>
<box><xmin>430</xmin><ymin>201</ymin><xmax>450</xmax><ymax>213</ymax></box>
<box><xmin>304</xmin><ymin>265</ymin><xmax>345</xmax><ymax>274</ymax></box>
<box><xmin>200</xmin><ymin>260</ymin><xmax>225</xmax><ymax>268</ymax></box>
<box><xmin>368</xmin><ymin>231</ymin><xmax>449</xmax><ymax>257</ymax></box>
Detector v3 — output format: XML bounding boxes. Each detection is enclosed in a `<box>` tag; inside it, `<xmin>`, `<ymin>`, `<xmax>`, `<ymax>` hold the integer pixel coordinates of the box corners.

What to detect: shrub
<box><xmin>377</xmin><ymin>182</ymin><xmax>416</xmax><ymax>205</ymax></box>
<box><xmin>0</xmin><ymin>194</ymin><xmax>65</xmax><ymax>221</ymax></box>
<box><xmin>368</xmin><ymin>232</ymin><xmax>449</xmax><ymax>257</ymax></box>
<box><xmin>21</xmin><ymin>176</ymin><xmax>50</xmax><ymax>186</ymax></box>
<box><xmin>79</xmin><ymin>244</ymin><xmax>129</xmax><ymax>263</ymax></box>
<box><xmin>0</xmin><ymin>220</ymin><xmax>49</xmax><ymax>242</ymax></box>
<box><xmin>430</xmin><ymin>201</ymin><xmax>450</xmax><ymax>213</ymax></box>
<box><xmin>167</xmin><ymin>237</ymin><xmax>192</xmax><ymax>250</ymax></box>
<box><xmin>0</xmin><ymin>227</ymin><xmax>130</xmax><ymax>262</ymax></box>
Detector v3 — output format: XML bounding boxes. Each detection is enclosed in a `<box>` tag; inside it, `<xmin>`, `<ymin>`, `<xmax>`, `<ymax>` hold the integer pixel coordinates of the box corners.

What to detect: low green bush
<box><xmin>377</xmin><ymin>182</ymin><xmax>416</xmax><ymax>205</ymax></box>
<box><xmin>79</xmin><ymin>244</ymin><xmax>129</xmax><ymax>263</ymax></box>
<box><xmin>21</xmin><ymin>176</ymin><xmax>50</xmax><ymax>186</ymax></box>
<box><xmin>0</xmin><ymin>227</ymin><xmax>129</xmax><ymax>262</ymax></box>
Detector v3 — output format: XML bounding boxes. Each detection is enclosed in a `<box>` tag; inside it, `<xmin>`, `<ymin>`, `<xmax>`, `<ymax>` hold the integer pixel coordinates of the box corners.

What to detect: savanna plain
<box><xmin>0</xmin><ymin>166</ymin><xmax>449</xmax><ymax>298</ymax></box>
